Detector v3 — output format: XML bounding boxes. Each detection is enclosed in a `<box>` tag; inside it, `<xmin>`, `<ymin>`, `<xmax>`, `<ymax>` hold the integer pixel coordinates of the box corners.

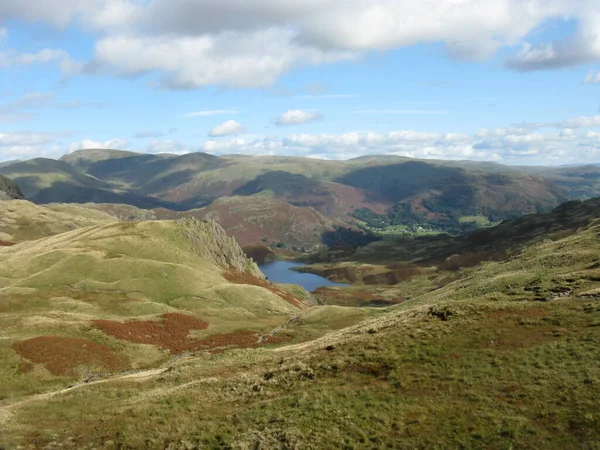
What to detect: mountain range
<box><xmin>1</xmin><ymin>149</ymin><xmax>599</xmax><ymax>249</ymax></box>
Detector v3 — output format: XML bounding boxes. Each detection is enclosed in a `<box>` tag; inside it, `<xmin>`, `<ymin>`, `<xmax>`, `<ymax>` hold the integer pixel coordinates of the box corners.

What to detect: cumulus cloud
<box><xmin>209</xmin><ymin>120</ymin><xmax>245</xmax><ymax>137</ymax></box>
<box><xmin>90</xmin><ymin>30</ymin><xmax>354</xmax><ymax>89</ymax></box>
<box><xmin>146</xmin><ymin>139</ymin><xmax>189</xmax><ymax>155</ymax></box>
<box><xmin>0</xmin><ymin>131</ymin><xmax>73</xmax><ymax>161</ymax></box>
<box><xmin>3</xmin><ymin>1</ymin><xmax>597</xmax><ymax>88</ymax></box>
<box><xmin>561</xmin><ymin>116</ymin><xmax>600</xmax><ymax>128</ymax></box>
<box><xmin>67</xmin><ymin>138</ymin><xmax>128</xmax><ymax>153</ymax></box>
<box><xmin>276</xmin><ymin>110</ymin><xmax>322</xmax><ymax>126</ymax></box>
<box><xmin>199</xmin><ymin>123</ymin><xmax>600</xmax><ymax>165</ymax></box>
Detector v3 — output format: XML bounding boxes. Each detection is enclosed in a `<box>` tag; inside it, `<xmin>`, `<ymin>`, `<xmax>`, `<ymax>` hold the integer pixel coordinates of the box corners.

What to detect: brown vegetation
<box><xmin>92</xmin><ymin>313</ymin><xmax>209</xmax><ymax>354</ymax></box>
<box><xmin>93</xmin><ymin>312</ymin><xmax>291</xmax><ymax>355</ymax></box>
<box><xmin>12</xmin><ymin>336</ymin><xmax>126</xmax><ymax>376</ymax></box>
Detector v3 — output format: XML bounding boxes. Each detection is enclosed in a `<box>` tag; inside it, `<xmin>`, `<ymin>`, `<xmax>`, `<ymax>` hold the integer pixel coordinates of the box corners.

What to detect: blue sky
<box><xmin>1</xmin><ymin>1</ymin><xmax>600</xmax><ymax>165</ymax></box>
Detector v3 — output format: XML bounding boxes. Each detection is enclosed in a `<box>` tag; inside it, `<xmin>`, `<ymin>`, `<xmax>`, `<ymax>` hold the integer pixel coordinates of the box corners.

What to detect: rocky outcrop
<box><xmin>0</xmin><ymin>175</ymin><xmax>24</xmax><ymax>200</ymax></box>
<box><xmin>177</xmin><ymin>218</ymin><xmax>264</xmax><ymax>278</ymax></box>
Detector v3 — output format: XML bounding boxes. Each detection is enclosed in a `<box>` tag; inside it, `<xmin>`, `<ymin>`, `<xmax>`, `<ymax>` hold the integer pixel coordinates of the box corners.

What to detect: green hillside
<box><xmin>1</xmin><ymin>202</ymin><xmax>599</xmax><ymax>449</ymax></box>
<box><xmin>0</xmin><ymin>219</ymin><xmax>313</xmax><ymax>412</ymax></box>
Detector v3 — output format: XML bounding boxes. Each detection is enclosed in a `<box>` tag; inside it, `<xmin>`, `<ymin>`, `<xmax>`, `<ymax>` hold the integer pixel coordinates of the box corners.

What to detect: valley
<box><xmin>0</xmin><ymin>159</ymin><xmax>599</xmax><ymax>448</ymax></box>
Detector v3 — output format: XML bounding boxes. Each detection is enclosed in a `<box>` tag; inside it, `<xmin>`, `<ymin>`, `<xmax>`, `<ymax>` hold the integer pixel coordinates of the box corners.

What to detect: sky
<box><xmin>1</xmin><ymin>0</ymin><xmax>600</xmax><ymax>166</ymax></box>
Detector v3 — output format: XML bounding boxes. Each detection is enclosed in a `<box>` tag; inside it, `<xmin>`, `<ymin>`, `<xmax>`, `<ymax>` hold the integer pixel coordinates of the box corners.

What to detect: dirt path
<box><xmin>0</xmin><ymin>367</ymin><xmax>168</xmax><ymax>425</ymax></box>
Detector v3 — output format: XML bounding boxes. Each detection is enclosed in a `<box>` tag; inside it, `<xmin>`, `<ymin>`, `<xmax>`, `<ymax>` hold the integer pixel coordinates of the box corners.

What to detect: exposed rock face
<box><xmin>0</xmin><ymin>175</ymin><xmax>24</xmax><ymax>200</ymax></box>
<box><xmin>177</xmin><ymin>218</ymin><xmax>264</xmax><ymax>278</ymax></box>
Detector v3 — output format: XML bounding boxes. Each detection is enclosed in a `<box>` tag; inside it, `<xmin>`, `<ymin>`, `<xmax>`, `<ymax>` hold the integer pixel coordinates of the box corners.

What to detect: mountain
<box><xmin>2</xmin><ymin>202</ymin><xmax>599</xmax><ymax>448</ymax></box>
<box><xmin>0</xmin><ymin>175</ymin><xmax>24</xmax><ymax>200</ymax></box>
<box><xmin>0</xmin><ymin>160</ymin><xmax>21</xmax><ymax>169</ymax></box>
<box><xmin>182</xmin><ymin>194</ymin><xmax>338</xmax><ymax>248</ymax></box>
<box><xmin>4</xmin><ymin>149</ymin><xmax>600</xmax><ymax>244</ymax></box>
<box><xmin>0</xmin><ymin>157</ymin><xmax>182</xmax><ymax>209</ymax></box>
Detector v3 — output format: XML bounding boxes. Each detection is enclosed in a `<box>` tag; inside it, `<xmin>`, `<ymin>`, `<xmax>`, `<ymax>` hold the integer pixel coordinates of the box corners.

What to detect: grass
<box><xmin>0</xmin><ymin>219</ymin><xmax>312</xmax><ymax>406</ymax></box>
<box><xmin>1</xmin><ymin>212</ymin><xmax>600</xmax><ymax>448</ymax></box>
<box><xmin>0</xmin><ymin>199</ymin><xmax>116</xmax><ymax>243</ymax></box>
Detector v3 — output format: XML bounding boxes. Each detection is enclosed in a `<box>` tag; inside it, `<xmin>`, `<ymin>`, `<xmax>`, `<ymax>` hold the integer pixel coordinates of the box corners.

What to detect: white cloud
<box><xmin>209</xmin><ymin>120</ymin><xmax>245</xmax><ymax>137</ymax></box>
<box><xmin>67</xmin><ymin>138</ymin><xmax>128</xmax><ymax>153</ymax></box>
<box><xmin>276</xmin><ymin>110</ymin><xmax>322</xmax><ymax>126</ymax></box>
<box><xmin>184</xmin><ymin>109</ymin><xmax>239</xmax><ymax>118</ymax></box>
<box><xmin>562</xmin><ymin>116</ymin><xmax>600</xmax><ymax>128</ymax></box>
<box><xmin>0</xmin><ymin>131</ymin><xmax>73</xmax><ymax>161</ymax></box>
<box><xmin>0</xmin><ymin>1</ymin><xmax>598</xmax><ymax>88</ymax></box>
<box><xmin>198</xmin><ymin>124</ymin><xmax>600</xmax><ymax>166</ymax></box>
<box><xmin>146</xmin><ymin>139</ymin><xmax>189</xmax><ymax>155</ymax></box>
<box><xmin>91</xmin><ymin>30</ymin><xmax>354</xmax><ymax>89</ymax></box>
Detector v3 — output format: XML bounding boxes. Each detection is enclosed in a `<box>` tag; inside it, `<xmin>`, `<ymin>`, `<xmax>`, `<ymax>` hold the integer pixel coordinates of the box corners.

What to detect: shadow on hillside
<box><xmin>334</xmin><ymin>161</ymin><xmax>472</xmax><ymax>203</ymax></box>
<box><xmin>29</xmin><ymin>182</ymin><xmax>184</xmax><ymax>210</ymax></box>
<box><xmin>321</xmin><ymin>226</ymin><xmax>380</xmax><ymax>248</ymax></box>
<box><xmin>233</xmin><ymin>171</ymin><xmax>324</xmax><ymax>197</ymax></box>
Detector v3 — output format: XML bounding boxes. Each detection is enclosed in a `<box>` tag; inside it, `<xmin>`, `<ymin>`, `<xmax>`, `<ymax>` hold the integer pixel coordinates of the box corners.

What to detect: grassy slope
<box><xmin>0</xmin><ymin>219</ymin><xmax>314</xmax><ymax>408</ymax></box>
<box><xmin>0</xmin><ymin>200</ymin><xmax>117</xmax><ymax>243</ymax></box>
<box><xmin>1</xmin><ymin>217</ymin><xmax>599</xmax><ymax>448</ymax></box>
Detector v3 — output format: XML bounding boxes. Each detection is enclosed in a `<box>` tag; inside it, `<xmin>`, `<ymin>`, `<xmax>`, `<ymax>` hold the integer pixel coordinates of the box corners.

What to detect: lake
<box><xmin>258</xmin><ymin>261</ymin><xmax>348</xmax><ymax>292</ymax></box>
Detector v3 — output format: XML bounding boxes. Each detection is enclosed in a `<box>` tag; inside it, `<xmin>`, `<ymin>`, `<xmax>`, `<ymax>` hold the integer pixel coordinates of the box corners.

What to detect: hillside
<box><xmin>0</xmin><ymin>158</ymin><xmax>181</xmax><ymax>210</ymax></box>
<box><xmin>2</xmin><ymin>150</ymin><xmax>594</xmax><ymax>235</ymax></box>
<box><xmin>183</xmin><ymin>195</ymin><xmax>337</xmax><ymax>248</ymax></box>
<box><xmin>2</xmin><ymin>207</ymin><xmax>599</xmax><ymax>448</ymax></box>
<box><xmin>71</xmin><ymin>196</ymin><xmax>338</xmax><ymax>249</ymax></box>
<box><xmin>0</xmin><ymin>219</ymin><xmax>313</xmax><ymax>412</ymax></box>
<box><xmin>0</xmin><ymin>200</ymin><xmax>117</xmax><ymax>244</ymax></box>
<box><xmin>297</xmin><ymin>197</ymin><xmax>600</xmax><ymax>306</ymax></box>
<box><xmin>0</xmin><ymin>175</ymin><xmax>24</xmax><ymax>200</ymax></box>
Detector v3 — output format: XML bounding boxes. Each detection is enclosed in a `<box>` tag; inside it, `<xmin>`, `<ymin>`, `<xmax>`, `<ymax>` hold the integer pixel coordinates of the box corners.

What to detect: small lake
<box><xmin>258</xmin><ymin>261</ymin><xmax>348</xmax><ymax>292</ymax></box>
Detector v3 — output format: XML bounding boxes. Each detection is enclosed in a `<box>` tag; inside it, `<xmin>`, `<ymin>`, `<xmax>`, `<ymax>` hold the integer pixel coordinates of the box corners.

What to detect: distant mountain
<box><xmin>0</xmin><ymin>156</ymin><xmax>182</xmax><ymax>210</ymax></box>
<box><xmin>0</xmin><ymin>159</ymin><xmax>21</xmax><ymax>169</ymax></box>
<box><xmin>0</xmin><ymin>175</ymin><xmax>24</xmax><ymax>200</ymax></box>
<box><xmin>5</xmin><ymin>149</ymin><xmax>600</xmax><ymax>241</ymax></box>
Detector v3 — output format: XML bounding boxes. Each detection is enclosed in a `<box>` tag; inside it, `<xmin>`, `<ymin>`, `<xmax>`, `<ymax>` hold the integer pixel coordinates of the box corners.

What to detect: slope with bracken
<box><xmin>0</xmin><ymin>218</ymin><xmax>314</xmax><ymax>408</ymax></box>
<box><xmin>2</xmin><ymin>200</ymin><xmax>599</xmax><ymax>449</ymax></box>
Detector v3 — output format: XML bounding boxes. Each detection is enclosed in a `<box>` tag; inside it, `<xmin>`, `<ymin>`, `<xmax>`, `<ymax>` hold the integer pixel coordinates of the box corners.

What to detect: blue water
<box><xmin>258</xmin><ymin>261</ymin><xmax>348</xmax><ymax>292</ymax></box>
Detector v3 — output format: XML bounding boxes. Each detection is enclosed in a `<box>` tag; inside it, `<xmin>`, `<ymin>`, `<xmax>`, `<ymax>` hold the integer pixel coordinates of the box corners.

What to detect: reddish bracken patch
<box><xmin>223</xmin><ymin>271</ymin><xmax>309</xmax><ymax>309</ymax></box>
<box><xmin>12</xmin><ymin>336</ymin><xmax>126</xmax><ymax>376</ymax></box>
<box><xmin>0</xmin><ymin>240</ymin><xmax>15</xmax><ymax>246</ymax></box>
<box><xmin>92</xmin><ymin>313</ymin><xmax>209</xmax><ymax>353</ymax></box>
<box><xmin>93</xmin><ymin>312</ymin><xmax>291</xmax><ymax>354</ymax></box>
